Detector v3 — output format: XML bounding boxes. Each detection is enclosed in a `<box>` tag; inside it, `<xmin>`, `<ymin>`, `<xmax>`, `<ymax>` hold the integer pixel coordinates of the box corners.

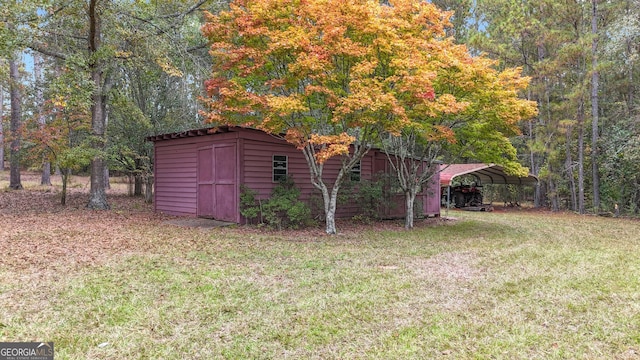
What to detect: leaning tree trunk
<box><xmin>9</xmin><ymin>56</ymin><xmax>23</xmax><ymax>190</ymax></box>
<box><xmin>86</xmin><ymin>0</ymin><xmax>109</xmax><ymax>209</ymax></box>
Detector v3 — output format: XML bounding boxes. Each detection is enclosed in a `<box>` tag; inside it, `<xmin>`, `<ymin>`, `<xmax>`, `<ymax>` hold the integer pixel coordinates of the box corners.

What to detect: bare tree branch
<box><xmin>28</xmin><ymin>43</ymin><xmax>67</xmax><ymax>61</ymax></box>
<box><xmin>159</xmin><ymin>0</ymin><xmax>210</xmax><ymax>19</ymax></box>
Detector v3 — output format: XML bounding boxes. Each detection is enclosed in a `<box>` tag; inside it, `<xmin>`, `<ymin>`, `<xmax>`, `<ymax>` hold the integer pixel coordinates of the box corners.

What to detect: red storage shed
<box><xmin>148</xmin><ymin>126</ymin><xmax>440</xmax><ymax>223</ymax></box>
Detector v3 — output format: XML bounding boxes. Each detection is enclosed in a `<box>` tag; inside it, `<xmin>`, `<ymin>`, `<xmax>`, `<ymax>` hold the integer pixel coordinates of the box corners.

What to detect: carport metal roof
<box><xmin>440</xmin><ymin>163</ymin><xmax>538</xmax><ymax>187</ymax></box>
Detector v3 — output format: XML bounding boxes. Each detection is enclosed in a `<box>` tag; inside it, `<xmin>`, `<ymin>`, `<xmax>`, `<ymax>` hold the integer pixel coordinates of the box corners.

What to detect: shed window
<box><xmin>350</xmin><ymin>161</ymin><xmax>361</xmax><ymax>182</ymax></box>
<box><xmin>273</xmin><ymin>155</ymin><xmax>288</xmax><ymax>182</ymax></box>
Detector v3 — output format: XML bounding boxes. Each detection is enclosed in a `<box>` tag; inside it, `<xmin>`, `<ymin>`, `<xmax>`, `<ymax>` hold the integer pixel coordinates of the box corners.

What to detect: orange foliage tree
<box><xmin>201</xmin><ymin>0</ymin><xmax>536</xmax><ymax>233</ymax></box>
<box><xmin>382</xmin><ymin>57</ymin><xmax>538</xmax><ymax>228</ymax></box>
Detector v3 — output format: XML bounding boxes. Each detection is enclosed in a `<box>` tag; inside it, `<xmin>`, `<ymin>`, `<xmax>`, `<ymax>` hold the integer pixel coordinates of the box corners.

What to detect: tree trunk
<box><xmin>326</xmin><ymin>181</ymin><xmax>343</xmax><ymax>235</ymax></box>
<box><xmin>86</xmin><ymin>0</ymin><xmax>109</xmax><ymax>209</ymax></box>
<box><xmin>577</xmin><ymin>96</ymin><xmax>586</xmax><ymax>214</ymax></box>
<box><xmin>127</xmin><ymin>174</ymin><xmax>134</xmax><ymax>196</ymax></box>
<box><xmin>87</xmin><ymin>88</ymin><xmax>109</xmax><ymax>209</ymax></box>
<box><xmin>34</xmin><ymin>53</ymin><xmax>52</xmax><ymax>186</ymax></box>
<box><xmin>42</xmin><ymin>162</ymin><xmax>52</xmax><ymax>186</ymax></box>
<box><xmin>0</xmin><ymin>84</ymin><xmax>4</xmax><ymax>171</ymax></box>
<box><xmin>9</xmin><ymin>56</ymin><xmax>23</xmax><ymax>190</ymax></box>
<box><xmin>104</xmin><ymin>165</ymin><xmax>110</xmax><ymax>190</ymax></box>
<box><xmin>548</xmin><ymin>164</ymin><xmax>559</xmax><ymax>211</ymax></box>
<box><xmin>325</xmin><ymin>197</ymin><xmax>337</xmax><ymax>235</ymax></box>
<box><xmin>625</xmin><ymin>0</ymin><xmax>634</xmax><ymax>114</ymax></box>
<box><xmin>145</xmin><ymin>175</ymin><xmax>154</xmax><ymax>204</ymax></box>
<box><xmin>565</xmin><ymin>126</ymin><xmax>577</xmax><ymax>212</ymax></box>
<box><xmin>529</xmin><ymin>121</ymin><xmax>541</xmax><ymax>208</ymax></box>
<box><xmin>404</xmin><ymin>189</ymin><xmax>416</xmax><ymax>229</ymax></box>
<box><xmin>316</xmin><ymin>182</ymin><xmax>336</xmax><ymax>235</ymax></box>
<box><xmin>591</xmin><ymin>0</ymin><xmax>601</xmax><ymax>212</ymax></box>
<box><xmin>635</xmin><ymin>176</ymin><xmax>640</xmax><ymax>214</ymax></box>
<box><xmin>134</xmin><ymin>174</ymin><xmax>143</xmax><ymax>196</ymax></box>
<box><xmin>61</xmin><ymin>169</ymin><xmax>70</xmax><ymax>205</ymax></box>
<box><xmin>313</xmin><ymin>170</ymin><xmax>343</xmax><ymax>235</ymax></box>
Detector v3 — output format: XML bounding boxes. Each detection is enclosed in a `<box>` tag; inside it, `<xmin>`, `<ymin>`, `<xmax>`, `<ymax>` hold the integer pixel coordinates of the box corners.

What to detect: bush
<box><xmin>353</xmin><ymin>178</ymin><xmax>385</xmax><ymax>219</ymax></box>
<box><xmin>240</xmin><ymin>178</ymin><xmax>313</xmax><ymax>230</ymax></box>
<box><xmin>239</xmin><ymin>184</ymin><xmax>261</xmax><ymax>224</ymax></box>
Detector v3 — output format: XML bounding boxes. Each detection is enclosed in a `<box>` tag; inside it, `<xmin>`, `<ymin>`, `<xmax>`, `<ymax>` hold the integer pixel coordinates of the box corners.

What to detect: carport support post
<box><xmin>446</xmin><ymin>186</ymin><xmax>451</xmax><ymax>217</ymax></box>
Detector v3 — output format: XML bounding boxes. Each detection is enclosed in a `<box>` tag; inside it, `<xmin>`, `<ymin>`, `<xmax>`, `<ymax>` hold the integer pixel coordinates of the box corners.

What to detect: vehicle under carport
<box><xmin>439</xmin><ymin>164</ymin><xmax>539</xmax><ymax>211</ymax></box>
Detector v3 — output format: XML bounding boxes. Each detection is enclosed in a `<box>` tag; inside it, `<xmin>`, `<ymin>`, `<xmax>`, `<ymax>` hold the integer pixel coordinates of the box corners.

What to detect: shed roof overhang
<box><xmin>146</xmin><ymin>126</ymin><xmax>231</xmax><ymax>142</ymax></box>
<box><xmin>440</xmin><ymin>163</ymin><xmax>538</xmax><ymax>187</ymax></box>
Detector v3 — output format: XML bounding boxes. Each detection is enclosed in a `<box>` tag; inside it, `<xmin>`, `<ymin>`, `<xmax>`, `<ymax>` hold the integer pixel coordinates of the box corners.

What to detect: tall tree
<box><xmin>598</xmin><ymin>0</ymin><xmax>640</xmax><ymax>213</ymax></box>
<box><xmin>201</xmin><ymin>0</ymin><xmax>536</xmax><ymax>232</ymax></box>
<box><xmin>18</xmin><ymin>0</ymin><xmax>216</xmax><ymax>208</ymax></box>
<box><xmin>471</xmin><ymin>0</ymin><xmax>614</xmax><ymax>213</ymax></box>
<box><xmin>33</xmin><ymin>52</ymin><xmax>51</xmax><ymax>185</ymax></box>
<box><xmin>83</xmin><ymin>0</ymin><xmax>110</xmax><ymax>209</ymax></box>
<box><xmin>591</xmin><ymin>0</ymin><xmax>601</xmax><ymax>212</ymax></box>
<box><xmin>9</xmin><ymin>54</ymin><xmax>22</xmax><ymax>189</ymax></box>
<box><xmin>577</xmin><ymin>95</ymin><xmax>586</xmax><ymax>214</ymax></box>
<box><xmin>202</xmin><ymin>0</ymin><xmax>401</xmax><ymax>234</ymax></box>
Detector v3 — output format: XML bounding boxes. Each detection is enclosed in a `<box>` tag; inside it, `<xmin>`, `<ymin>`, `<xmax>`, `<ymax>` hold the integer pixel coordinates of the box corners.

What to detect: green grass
<box><xmin>1</xmin><ymin>202</ymin><xmax>640</xmax><ymax>359</ymax></box>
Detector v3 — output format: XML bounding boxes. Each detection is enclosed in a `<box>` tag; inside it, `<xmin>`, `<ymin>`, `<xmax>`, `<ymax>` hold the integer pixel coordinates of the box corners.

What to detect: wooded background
<box><xmin>1</xmin><ymin>0</ymin><xmax>639</xmax><ymax>215</ymax></box>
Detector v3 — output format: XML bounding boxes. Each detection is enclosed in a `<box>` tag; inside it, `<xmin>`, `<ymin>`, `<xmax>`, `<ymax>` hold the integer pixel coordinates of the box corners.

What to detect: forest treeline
<box><xmin>1</xmin><ymin>0</ymin><xmax>639</xmax><ymax>215</ymax></box>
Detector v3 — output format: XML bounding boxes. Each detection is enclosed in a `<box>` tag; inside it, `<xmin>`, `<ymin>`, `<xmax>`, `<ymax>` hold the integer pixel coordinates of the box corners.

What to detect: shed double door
<box><xmin>197</xmin><ymin>144</ymin><xmax>237</xmax><ymax>222</ymax></box>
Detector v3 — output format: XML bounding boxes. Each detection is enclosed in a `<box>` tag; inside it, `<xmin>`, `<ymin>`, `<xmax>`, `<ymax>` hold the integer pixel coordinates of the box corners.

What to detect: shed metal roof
<box><xmin>440</xmin><ymin>163</ymin><xmax>538</xmax><ymax>187</ymax></box>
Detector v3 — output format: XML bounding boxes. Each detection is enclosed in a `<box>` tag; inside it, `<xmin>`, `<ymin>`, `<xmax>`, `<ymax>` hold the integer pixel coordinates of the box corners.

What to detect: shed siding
<box><xmin>154</xmin><ymin>142</ymin><xmax>198</xmax><ymax>215</ymax></box>
<box><xmin>153</xmin><ymin>131</ymin><xmax>242</xmax><ymax>216</ymax></box>
<box><xmin>239</xmin><ymin>135</ymin><xmax>378</xmax><ymax>219</ymax></box>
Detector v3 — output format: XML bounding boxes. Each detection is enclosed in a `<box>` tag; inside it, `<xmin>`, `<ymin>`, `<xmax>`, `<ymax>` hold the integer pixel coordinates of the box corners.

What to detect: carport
<box><xmin>440</xmin><ymin>163</ymin><xmax>538</xmax><ymax>211</ymax></box>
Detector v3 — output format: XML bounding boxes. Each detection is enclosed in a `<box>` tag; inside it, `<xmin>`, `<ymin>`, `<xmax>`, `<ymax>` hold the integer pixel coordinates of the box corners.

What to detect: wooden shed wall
<box><xmin>238</xmin><ymin>130</ymin><xmax>375</xmax><ymax>219</ymax></box>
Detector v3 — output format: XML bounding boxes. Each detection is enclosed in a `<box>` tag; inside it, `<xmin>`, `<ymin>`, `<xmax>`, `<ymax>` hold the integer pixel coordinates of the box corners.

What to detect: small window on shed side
<box><xmin>273</xmin><ymin>155</ymin><xmax>288</xmax><ymax>182</ymax></box>
<box><xmin>350</xmin><ymin>161</ymin><xmax>361</xmax><ymax>182</ymax></box>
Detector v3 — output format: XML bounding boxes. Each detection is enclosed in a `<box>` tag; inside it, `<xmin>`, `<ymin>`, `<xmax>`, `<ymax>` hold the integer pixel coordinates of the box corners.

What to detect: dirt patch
<box><xmin>410</xmin><ymin>251</ymin><xmax>485</xmax><ymax>311</ymax></box>
<box><xmin>164</xmin><ymin>218</ymin><xmax>235</xmax><ymax>228</ymax></box>
<box><xmin>412</xmin><ymin>251</ymin><xmax>483</xmax><ymax>282</ymax></box>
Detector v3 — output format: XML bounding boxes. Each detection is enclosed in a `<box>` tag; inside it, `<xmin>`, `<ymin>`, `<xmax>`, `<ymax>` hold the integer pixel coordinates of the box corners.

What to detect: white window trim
<box><xmin>273</xmin><ymin>155</ymin><xmax>288</xmax><ymax>182</ymax></box>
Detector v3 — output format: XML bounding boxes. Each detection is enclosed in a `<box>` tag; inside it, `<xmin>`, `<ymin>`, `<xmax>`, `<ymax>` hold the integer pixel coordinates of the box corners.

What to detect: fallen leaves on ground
<box><xmin>0</xmin><ymin>172</ymin><xmax>452</xmax><ymax>271</ymax></box>
<box><xmin>0</xmin><ymin>185</ymin><xmax>169</xmax><ymax>271</ymax></box>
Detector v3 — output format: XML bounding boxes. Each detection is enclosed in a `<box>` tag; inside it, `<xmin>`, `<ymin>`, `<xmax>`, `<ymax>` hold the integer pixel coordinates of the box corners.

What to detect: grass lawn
<box><xmin>1</xmin><ymin>172</ymin><xmax>640</xmax><ymax>359</ymax></box>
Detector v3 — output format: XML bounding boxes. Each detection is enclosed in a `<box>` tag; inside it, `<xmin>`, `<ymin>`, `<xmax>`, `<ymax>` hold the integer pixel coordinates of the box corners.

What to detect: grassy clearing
<box><xmin>1</xmin><ymin>175</ymin><xmax>639</xmax><ymax>358</ymax></box>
